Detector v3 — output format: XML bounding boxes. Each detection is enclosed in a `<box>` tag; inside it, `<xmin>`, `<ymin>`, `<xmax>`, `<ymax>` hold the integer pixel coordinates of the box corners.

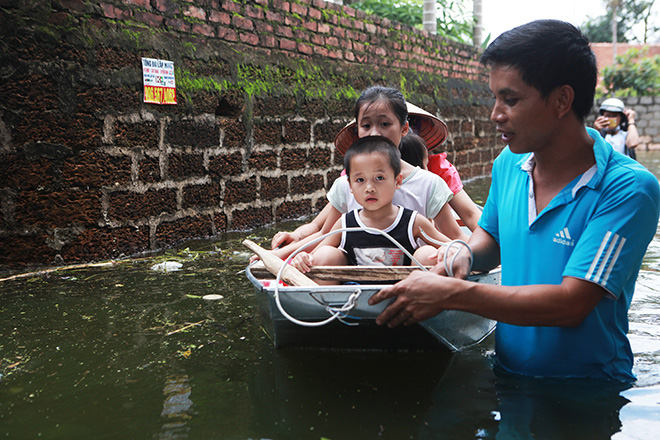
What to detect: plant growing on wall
<box><xmin>599</xmin><ymin>47</ymin><xmax>660</xmax><ymax>97</ymax></box>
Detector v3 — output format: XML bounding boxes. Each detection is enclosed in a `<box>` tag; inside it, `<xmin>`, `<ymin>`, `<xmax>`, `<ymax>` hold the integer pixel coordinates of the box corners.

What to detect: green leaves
<box><xmin>352</xmin><ymin>0</ymin><xmax>473</xmax><ymax>45</ymax></box>
<box><xmin>600</xmin><ymin>48</ymin><xmax>660</xmax><ymax>97</ymax></box>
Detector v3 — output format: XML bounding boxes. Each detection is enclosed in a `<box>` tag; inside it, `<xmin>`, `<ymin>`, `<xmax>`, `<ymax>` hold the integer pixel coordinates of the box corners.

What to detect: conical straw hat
<box><xmin>333</xmin><ymin>101</ymin><xmax>449</xmax><ymax>154</ymax></box>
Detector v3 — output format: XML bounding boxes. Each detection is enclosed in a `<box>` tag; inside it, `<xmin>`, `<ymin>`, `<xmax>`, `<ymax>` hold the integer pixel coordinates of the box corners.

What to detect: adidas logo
<box><xmin>553</xmin><ymin>227</ymin><xmax>575</xmax><ymax>247</ymax></box>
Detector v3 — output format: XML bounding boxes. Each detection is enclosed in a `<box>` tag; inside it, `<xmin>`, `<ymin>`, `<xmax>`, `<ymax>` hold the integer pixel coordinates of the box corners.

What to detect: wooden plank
<box><xmin>249</xmin><ymin>264</ymin><xmax>431</xmax><ymax>282</ymax></box>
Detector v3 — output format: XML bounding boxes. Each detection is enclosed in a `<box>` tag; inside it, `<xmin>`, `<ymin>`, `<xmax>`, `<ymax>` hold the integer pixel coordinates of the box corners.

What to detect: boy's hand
<box><xmin>291</xmin><ymin>252</ymin><xmax>314</xmax><ymax>273</ymax></box>
<box><xmin>271</xmin><ymin>231</ymin><xmax>296</xmax><ymax>249</ymax></box>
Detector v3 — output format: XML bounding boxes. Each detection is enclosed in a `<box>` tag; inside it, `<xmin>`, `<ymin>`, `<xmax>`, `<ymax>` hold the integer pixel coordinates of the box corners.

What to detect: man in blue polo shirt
<box><xmin>369</xmin><ymin>20</ymin><xmax>660</xmax><ymax>382</ymax></box>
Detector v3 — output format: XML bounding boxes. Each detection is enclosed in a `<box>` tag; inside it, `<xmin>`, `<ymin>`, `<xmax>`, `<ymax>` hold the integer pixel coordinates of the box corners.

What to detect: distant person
<box><xmin>369</xmin><ymin>20</ymin><xmax>660</xmax><ymax>382</ymax></box>
<box><xmin>594</xmin><ymin>98</ymin><xmax>640</xmax><ymax>159</ymax></box>
<box><xmin>290</xmin><ymin>136</ymin><xmax>448</xmax><ymax>284</ymax></box>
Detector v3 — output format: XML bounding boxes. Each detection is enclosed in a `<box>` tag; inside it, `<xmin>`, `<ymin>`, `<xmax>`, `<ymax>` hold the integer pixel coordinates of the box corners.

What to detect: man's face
<box><xmin>601</xmin><ymin>111</ymin><xmax>622</xmax><ymax>132</ymax></box>
<box><xmin>488</xmin><ymin>65</ymin><xmax>559</xmax><ymax>155</ymax></box>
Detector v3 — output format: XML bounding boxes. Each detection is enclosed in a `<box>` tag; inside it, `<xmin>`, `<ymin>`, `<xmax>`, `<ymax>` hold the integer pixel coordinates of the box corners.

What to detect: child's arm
<box><xmin>413</xmin><ymin>214</ymin><xmax>451</xmax><ymax>246</ymax></box>
<box><xmin>290</xmin><ymin>218</ymin><xmax>343</xmax><ymax>272</ymax></box>
<box><xmin>431</xmin><ymin>203</ymin><xmax>469</xmax><ymax>241</ymax></box>
<box><xmin>448</xmin><ymin>190</ymin><xmax>482</xmax><ymax>232</ymax></box>
<box><xmin>270</xmin><ymin>203</ymin><xmax>334</xmax><ymax>249</ymax></box>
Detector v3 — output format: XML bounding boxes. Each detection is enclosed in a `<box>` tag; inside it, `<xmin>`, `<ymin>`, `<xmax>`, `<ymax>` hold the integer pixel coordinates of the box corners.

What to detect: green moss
<box><xmin>176</xmin><ymin>67</ymin><xmax>227</xmax><ymax>94</ymax></box>
<box><xmin>181</xmin><ymin>41</ymin><xmax>197</xmax><ymax>54</ymax></box>
<box><xmin>399</xmin><ymin>75</ymin><xmax>408</xmax><ymax>97</ymax></box>
<box><xmin>182</xmin><ymin>15</ymin><xmax>206</xmax><ymax>25</ymax></box>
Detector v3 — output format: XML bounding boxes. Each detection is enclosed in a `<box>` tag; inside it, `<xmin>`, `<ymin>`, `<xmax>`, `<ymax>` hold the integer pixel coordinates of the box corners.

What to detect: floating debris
<box><xmin>151</xmin><ymin>261</ymin><xmax>183</xmax><ymax>272</ymax></box>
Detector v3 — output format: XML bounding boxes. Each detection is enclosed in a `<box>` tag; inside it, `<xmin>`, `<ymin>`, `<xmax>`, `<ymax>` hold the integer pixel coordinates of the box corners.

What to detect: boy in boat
<box><xmin>290</xmin><ymin>136</ymin><xmax>449</xmax><ymax>284</ymax></box>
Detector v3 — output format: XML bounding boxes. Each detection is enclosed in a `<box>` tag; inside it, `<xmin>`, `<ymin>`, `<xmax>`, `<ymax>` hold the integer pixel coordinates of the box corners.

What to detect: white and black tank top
<box><xmin>339</xmin><ymin>207</ymin><xmax>418</xmax><ymax>266</ymax></box>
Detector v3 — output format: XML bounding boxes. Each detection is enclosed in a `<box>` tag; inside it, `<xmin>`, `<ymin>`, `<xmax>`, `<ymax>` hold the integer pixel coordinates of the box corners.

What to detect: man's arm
<box><xmin>624</xmin><ymin>109</ymin><xmax>640</xmax><ymax>149</ymax></box>
<box><xmin>369</xmin><ymin>225</ymin><xmax>605</xmax><ymax>328</ymax></box>
<box><xmin>368</xmin><ymin>271</ymin><xmax>605</xmax><ymax>329</ymax></box>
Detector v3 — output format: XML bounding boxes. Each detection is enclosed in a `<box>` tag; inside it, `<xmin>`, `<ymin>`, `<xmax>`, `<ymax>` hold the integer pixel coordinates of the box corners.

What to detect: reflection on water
<box><xmin>0</xmin><ymin>151</ymin><xmax>659</xmax><ymax>439</ymax></box>
<box><xmin>160</xmin><ymin>375</ymin><xmax>194</xmax><ymax>439</ymax></box>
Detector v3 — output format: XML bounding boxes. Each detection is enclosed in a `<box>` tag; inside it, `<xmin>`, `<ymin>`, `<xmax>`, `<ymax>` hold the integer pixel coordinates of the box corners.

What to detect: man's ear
<box><xmin>555</xmin><ymin>85</ymin><xmax>575</xmax><ymax>119</ymax></box>
<box><xmin>395</xmin><ymin>173</ymin><xmax>403</xmax><ymax>189</ymax></box>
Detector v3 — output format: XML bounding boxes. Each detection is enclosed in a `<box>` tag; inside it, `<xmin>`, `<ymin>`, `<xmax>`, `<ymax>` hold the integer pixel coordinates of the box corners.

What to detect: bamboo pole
<box><xmin>0</xmin><ymin>261</ymin><xmax>119</xmax><ymax>282</ymax></box>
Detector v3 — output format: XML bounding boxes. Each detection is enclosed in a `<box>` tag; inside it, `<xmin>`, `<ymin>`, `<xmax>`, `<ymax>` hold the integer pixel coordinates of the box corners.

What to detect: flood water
<box><xmin>1</xmin><ymin>150</ymin><xmax>659</xmax><ymax>439</ymax></box>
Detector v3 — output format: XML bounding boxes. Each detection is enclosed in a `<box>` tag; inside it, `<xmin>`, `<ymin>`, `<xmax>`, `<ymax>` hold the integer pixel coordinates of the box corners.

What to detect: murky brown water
<box><xmin>1</xmin><ymin>150</ymin><xmax>659</xmax><ymax>439</ymax></box>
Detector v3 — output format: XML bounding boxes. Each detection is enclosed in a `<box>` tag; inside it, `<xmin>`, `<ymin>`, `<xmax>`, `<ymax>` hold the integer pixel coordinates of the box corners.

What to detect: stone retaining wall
<box><xmin>0</xmin><ymin>0</ymin><xmax>501</xmax><ymax>269</ymax></box>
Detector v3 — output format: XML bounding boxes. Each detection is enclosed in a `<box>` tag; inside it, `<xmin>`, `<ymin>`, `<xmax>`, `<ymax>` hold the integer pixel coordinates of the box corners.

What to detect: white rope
<box><xmin>419</xmin><ymin>229</ymin><xmax>473</xmax><ymax>278</ymax></box>
<box><xmin>272</xmin><ymin>227</ymin><xmax>428</xmax><ymax>327</ymax></box>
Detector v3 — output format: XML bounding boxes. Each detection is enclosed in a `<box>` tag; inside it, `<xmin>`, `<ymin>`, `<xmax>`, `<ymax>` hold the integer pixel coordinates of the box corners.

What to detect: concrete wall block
<box><xmin>108</xmin><ymin>189</ymin><xmax>177</xmax><ymax>222</ymax></box>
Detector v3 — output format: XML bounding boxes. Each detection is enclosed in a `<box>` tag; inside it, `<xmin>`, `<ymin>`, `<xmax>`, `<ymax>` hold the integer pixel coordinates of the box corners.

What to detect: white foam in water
<box><xmin>150</xmin><ymin>261</ymin><xmax>183</xmax><ymax>272</ymax></box>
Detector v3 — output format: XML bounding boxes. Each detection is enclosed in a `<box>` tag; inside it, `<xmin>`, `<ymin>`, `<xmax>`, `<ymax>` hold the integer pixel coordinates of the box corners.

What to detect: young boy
<box><xmin>291</xmin><ymin>136</ymin><xmax>449</xmax><ymax>284</ymax></box>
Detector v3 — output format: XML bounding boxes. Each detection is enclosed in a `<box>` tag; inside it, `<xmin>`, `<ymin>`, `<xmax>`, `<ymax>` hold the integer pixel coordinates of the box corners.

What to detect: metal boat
<box><xmin>246</xmin><ymin>263</ymin><xmax>499</xmax><ymax>351</ymax></box>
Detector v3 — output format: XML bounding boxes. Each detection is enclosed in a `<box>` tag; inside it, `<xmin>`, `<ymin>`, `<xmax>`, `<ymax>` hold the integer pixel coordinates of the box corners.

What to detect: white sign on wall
<box><xmin>141</xmin><ymin>57</ymin><xmax>177</xmax><ymax>105</ymax></box>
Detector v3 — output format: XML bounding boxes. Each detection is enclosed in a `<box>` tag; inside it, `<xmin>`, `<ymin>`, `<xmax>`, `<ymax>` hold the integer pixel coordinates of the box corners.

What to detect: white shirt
<box><xmin>326</xmin><ymin>166</ymin><xmax>453</xmax><ymax>219</ymax></box>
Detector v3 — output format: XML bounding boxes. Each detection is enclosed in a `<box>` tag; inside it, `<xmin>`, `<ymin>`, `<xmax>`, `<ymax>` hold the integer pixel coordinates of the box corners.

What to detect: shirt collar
<box><xmin>517</xmin><ymin>127</ymin><xmax>610</xmax><ymax>195</ymax></box>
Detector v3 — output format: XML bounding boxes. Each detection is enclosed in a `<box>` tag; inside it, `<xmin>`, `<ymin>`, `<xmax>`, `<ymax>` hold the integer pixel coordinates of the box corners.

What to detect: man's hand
<box><xmin>430</xmin><ymin>243</ymin><xmax>472</xmax><ymax>279</ymax></box>
<box><xmin>622</xmin><ymin>108</ymin><xmax>636</xmax><ymax>123</ymax></box>
<box><xmin>594</xmin><ymin>115</ymin><xmax>611</xmax><ymax>131</ymax></box>
<box><xmin>368</xmin><ymin>270</ymin><xmax>452</xmax><ymax>328</ymax></box>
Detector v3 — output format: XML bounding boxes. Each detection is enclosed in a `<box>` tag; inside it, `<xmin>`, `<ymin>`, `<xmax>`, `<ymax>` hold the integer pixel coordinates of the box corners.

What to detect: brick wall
<box><xmin>591</xmin><ymin>43</ymin><xmax>660</xmax><ymax>70</ymax></box>
<box><xmin>0</xmin><ymin>0</ymin><xmax>501</xmax><ymax>269</ymax></box>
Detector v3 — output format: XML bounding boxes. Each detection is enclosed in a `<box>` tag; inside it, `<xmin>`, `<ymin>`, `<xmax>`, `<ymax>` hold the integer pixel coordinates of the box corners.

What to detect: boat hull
<box><xmin>247</xmin><ymin>266</ymin><xmax>499</xmax><ymax>351</ymax></box>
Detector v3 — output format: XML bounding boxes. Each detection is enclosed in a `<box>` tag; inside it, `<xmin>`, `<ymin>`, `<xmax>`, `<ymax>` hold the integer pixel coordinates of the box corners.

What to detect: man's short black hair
<box><xmin>480</xmin><ymin>19</ymin><xmax>597</xmax><ymax>121</ymax></box>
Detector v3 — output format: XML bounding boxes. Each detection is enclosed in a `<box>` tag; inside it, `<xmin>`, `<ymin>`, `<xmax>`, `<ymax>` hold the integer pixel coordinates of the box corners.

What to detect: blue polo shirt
<box><xmin>479</xmin><ymin>127</ymin><xmax>660</xmax><ymax>382</ymax></box>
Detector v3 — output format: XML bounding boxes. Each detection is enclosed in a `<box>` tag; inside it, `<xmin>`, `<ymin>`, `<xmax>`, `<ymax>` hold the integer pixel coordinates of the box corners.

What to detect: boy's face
<box><xmin>348</xmin><ymin>152</ymin><xmax>402</xmax><ymax>211</ymax></box>
<box><xmin>488</xmin><ymin>64</ymin><xmax>561</xmax><ymax>155</ymax></box>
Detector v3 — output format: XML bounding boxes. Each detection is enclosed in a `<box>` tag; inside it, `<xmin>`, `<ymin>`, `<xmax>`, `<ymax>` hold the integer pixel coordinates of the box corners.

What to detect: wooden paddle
<box><xmin>249</xmin><ymin>264</ymin><xmax>431</xmax><ymax>282</ymax></box>
<box><xmin>242</xmin><ymin>239</ymin><xmax>318</xmax><ymax>287</ymax></box>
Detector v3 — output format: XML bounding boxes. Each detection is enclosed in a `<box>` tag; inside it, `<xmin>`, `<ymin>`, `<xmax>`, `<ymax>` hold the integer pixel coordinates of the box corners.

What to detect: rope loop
<box><xmin>272</xmin><ymin>227</ymin><xmax>428</xmax><ymax>327</ymax></box>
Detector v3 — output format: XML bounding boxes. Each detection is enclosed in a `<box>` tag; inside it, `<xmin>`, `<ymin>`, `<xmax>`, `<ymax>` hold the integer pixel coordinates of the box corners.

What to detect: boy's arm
<box><xmin>290</xmin><ymin>218</ymin><xmax>343</xmax><ymax>272</ymax></box>
<box><xmin>269</xmin><ymin>206</ymin><xmax>342</xmax><ymax>259</ymax></box>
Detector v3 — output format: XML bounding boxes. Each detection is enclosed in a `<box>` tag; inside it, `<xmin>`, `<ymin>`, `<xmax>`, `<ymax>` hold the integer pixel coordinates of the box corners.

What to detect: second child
<box><xmin>291</xmin><ymin>136</ymin><xmax>448</xmax><ymax>284</ymax></box>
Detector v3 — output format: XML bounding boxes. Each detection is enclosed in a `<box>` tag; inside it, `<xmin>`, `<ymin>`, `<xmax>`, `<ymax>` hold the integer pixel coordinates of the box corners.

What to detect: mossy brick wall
<box><xmin>0</xmin><ymin>0</ymin><xmax>501</xmax><ymax>269</ymax></box>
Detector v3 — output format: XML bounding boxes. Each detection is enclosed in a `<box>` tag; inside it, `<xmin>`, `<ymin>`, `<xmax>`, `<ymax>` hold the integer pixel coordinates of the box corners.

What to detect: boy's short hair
<box><xmin>480</xmin><ymin>19</ymin><xmax>597</xmax><ymax>121</ymax></box>
<box><xmin>344</xmin><ymin>136</ymin><xmax>401</xmax><ymax>177</ymax></box>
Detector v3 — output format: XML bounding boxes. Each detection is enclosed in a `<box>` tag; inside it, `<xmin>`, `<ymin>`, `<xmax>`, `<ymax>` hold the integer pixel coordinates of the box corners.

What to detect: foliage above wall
<box><xmin>599</xmin><ymin>48</ymin><xmax>660</xmax><ymax>97</ymax></box>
